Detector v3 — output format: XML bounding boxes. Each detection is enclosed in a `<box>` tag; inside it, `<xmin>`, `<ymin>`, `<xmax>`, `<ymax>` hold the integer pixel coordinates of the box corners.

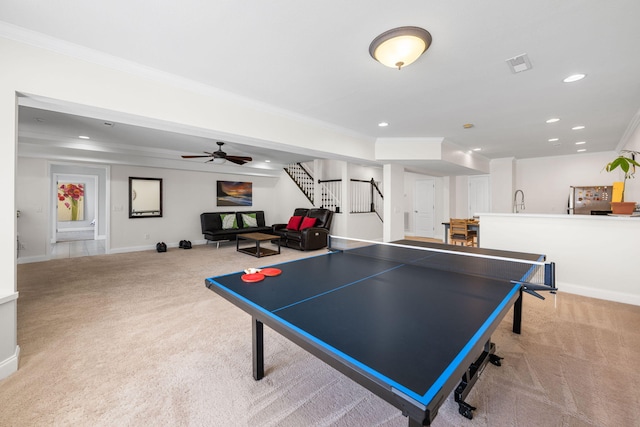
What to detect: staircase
<box><xmin>284</xmin><ymin>163</ymin><xmax>314</xmax><ymax>204</ymax></box>
<box><xmin>284</xmin><ymin>163</ymin><xmax>383</xmax><ymax>220</ymax></box>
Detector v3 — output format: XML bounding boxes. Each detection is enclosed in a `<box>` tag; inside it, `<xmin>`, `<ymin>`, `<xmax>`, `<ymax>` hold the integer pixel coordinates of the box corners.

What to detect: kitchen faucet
<box><xmin>514</xmin><ymin>190</ymin><xmax>525</xmax><ymax>213</ymax></box>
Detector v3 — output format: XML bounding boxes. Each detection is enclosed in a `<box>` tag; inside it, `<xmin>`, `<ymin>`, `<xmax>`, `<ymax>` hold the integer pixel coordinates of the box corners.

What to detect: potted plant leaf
<box><xmin>604</xmin><ymin>149</ymin><xmax>640</xmax><ymax>214</ymax></box>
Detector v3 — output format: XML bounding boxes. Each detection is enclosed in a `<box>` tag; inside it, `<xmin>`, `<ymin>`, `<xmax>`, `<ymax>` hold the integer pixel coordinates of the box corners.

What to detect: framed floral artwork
<box><xmin>57</xmin><ymin>182</ymin><xmax>85</xmax><ymax>221</ymax></box>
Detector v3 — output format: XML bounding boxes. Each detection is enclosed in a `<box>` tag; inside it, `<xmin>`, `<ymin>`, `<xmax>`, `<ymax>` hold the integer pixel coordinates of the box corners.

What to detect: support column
<box><xmin>383</xmin><ymin>163</ymin><xmax>405</xmax><ymax>242</ymax></box>
<box><xmin>0</xmin><ymin>89</ymin><xmax>19</xmax><ymax>380</ymax></box>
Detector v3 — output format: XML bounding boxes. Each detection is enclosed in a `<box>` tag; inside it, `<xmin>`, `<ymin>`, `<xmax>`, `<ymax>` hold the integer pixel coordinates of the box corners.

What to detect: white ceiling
<box><xmin>4</xmin><ymin>0</ymin><xmax>640</xmax><ymax>176</ymax></box>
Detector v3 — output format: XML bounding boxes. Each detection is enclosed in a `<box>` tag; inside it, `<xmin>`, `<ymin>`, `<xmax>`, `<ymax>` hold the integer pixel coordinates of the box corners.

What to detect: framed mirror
<box><xmin>129</xmin><ymin>177</ymin><xmax>163</xmax><ymax>218</ymax></box>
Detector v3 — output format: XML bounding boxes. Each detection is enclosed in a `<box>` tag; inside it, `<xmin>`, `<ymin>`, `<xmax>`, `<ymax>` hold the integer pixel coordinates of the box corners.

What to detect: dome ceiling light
<box><xmin>369</xmin><ymin>26</ymin><xmax>432</xmax><ymax>70</ymax></box>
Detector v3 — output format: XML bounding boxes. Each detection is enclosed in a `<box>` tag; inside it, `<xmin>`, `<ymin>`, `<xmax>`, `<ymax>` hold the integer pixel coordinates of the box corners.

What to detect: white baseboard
<box><xmin>558</xmin><ymin>281</ymin><xmax>640</xmax><ymax>306</ymax></box>
<box><xmin>108</xmin><ymin>240</ymin><xmax>208</xmax><ymax>254</ymax></box>
<box><xmin>0</xmin><ymin>345</ymin><xmax>20</xmax><ymax>381</ymax></box>
<box><xmin>108</xmin><ymin>244</ymin><xmax>159</xmax><ymax>254</ymax></box>
<box><xmin>17</xmin><ymin>255</ymin><xmax>49</xmax><ymax>264</ymax></box>
<box><xmin>57</xmin><ymin>227</ymin><xmax>94</xmax><ymax>232</ymax></box>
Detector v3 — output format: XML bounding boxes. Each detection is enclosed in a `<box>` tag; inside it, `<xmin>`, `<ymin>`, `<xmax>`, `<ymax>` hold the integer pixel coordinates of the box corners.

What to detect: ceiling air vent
<box><xmin>505</xmin><ymin>53</ymin><xmax>532</xmax><ymax>73</ymax></box>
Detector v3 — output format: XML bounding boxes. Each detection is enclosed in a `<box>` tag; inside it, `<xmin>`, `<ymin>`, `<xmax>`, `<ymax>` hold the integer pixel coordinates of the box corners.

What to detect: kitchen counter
<box><xmin>477</xmin><ymin>213</ymin><xmax>640</xmax><ymax>305</ymax></box>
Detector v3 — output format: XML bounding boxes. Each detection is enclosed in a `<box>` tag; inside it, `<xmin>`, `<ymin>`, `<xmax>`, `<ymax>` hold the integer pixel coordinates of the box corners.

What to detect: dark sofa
<box><xmin>200</xmin><ymin>211</ymin><xmax>272</xmax><ymax>245</ymax></box>
<box><xmin>272</xmin><ymin>208</ymin><xmax>333</xmax><ymax>251</ymax></box>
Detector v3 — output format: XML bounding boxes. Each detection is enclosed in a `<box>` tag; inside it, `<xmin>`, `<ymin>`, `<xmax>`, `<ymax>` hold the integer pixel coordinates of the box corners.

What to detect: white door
<box><xmin>468</xmin><ymin>175</ymin><xmax>490</xmax><ymax>217</ymax></box>
<box><xmin>414</xmin><ymin>179</ymin><xmax>435</xmax><ymax>237</ymax></box>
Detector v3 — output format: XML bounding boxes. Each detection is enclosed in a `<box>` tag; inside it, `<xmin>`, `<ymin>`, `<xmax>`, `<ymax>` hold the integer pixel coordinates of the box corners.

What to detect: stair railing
<box><xmin>284</xmin><ymin>163</ymin><xmax>314</xmax><ymax>204</ymax></box>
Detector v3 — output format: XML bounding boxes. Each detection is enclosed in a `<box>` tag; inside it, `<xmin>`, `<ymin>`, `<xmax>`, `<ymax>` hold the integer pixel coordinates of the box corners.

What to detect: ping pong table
<box><xmin>205</xmin><ymin>237</ymin><xmax>556</xmax><ymax>426</ymax></box>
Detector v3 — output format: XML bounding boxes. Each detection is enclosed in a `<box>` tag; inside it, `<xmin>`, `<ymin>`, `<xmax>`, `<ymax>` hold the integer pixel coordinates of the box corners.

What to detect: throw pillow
<box><xmin>286</xmin><ymin>215</ymin><xmax>303</xmax><ymax>230</ymax></box>
<box><xmin>241</xmin><ymin>213</ymin><xmax>258</xmax><ymax>228</ymax></box>
<box><xmin>221</xmin><ymin>213</ymin><xmax>238</xmax><ymax>230</ymax></box>
<box><xmin>299</xmin><ymin>217</ymin><xmax>317</xmax><ymax>230</ymax></box>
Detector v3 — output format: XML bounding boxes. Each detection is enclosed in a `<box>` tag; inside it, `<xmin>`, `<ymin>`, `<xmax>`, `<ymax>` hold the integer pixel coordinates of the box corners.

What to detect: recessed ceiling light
<box><xmin>546</xmin><ymin>118</ymin><xmax>560</xmax><ymax>123</ymax></box>
<box><xmin>548</xmin><ymin>138</ymin><xmax>559</xmax><ymax>142</ymax></box>
<box><xmin>472</xmin><ymin>148</ymin><xmax>481</xmax><ymax>151</ymax></box>
<box><xmin>577</xmin><ymin>149</ymin><xmax>587</xmax><ymax>152</ymax></box>
<box><xmin>563</xmin><ymin>73</ymin><xmax>586</xmax><ymax>83</ymax></box>
<box><xmin>78</xmin><ymin>135</ymin><xmax>90</xmax><ymax>139</ymax></box>
<box><xmin>463</xmin><ymin>123</ymin><xmax>474</xmax><ymax>129</ymax></box>
<box><xmin>575</xmin><ymin>141</ymin><xmax>586</xmax><ymax>145</ymax></box>
<box><xmin>265</xmin><ymin>160</ymin><xmax>271</xmax><ymax>163</ymax></box>
<box><xmin>572</xmin><ymin>125</ymin><xmax>585</xmax><ymax>130</ymax></box>
<box><xmin>378</xmin><ymin>122</ymin><xmax>389</xmax><ymax>127</ymax></box>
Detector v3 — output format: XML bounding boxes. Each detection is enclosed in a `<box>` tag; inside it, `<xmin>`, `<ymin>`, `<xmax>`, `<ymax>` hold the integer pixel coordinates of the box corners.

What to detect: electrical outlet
<box><xmin>19</xmin><ymin>243</ymin><xmax>26</xmax><ymax>250</ymax></box>
<box><xmin>144</xmin><ymin>233</ymin><xmax>150</xmax><ymax>240</ymax></box>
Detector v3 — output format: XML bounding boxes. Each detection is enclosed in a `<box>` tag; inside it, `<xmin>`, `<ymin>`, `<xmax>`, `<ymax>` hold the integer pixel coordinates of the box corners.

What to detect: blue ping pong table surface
<box><xmin>205</xmin><ymin>240</ymin><xmax>545</xmax><ymax>425</ymax></box>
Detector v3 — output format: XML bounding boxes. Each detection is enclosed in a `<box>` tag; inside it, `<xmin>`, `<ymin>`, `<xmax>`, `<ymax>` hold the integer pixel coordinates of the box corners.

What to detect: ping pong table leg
<box><xmin>252</xmin><ymin>317</ymin><xmax>264</xmax><ymax>380</ymax></box>
<box><xmin>512</xmin><ymin>289</ymin><xmax>523</xmax><ymax>335</ymax></box>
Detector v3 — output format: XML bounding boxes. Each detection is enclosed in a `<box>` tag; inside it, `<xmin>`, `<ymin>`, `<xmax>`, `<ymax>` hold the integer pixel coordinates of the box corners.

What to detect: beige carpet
<box><xmin>2</xmin><ymin>243</ymin><xmax>640</xmax><ymax>426</ymax></box>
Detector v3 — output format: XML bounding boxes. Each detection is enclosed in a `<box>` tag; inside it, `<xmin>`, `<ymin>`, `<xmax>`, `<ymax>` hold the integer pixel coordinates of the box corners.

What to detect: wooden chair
<box><xmin>449</xmin><ymin>218</ymin><xmax>475</xmax><ymax>246</ymax></box>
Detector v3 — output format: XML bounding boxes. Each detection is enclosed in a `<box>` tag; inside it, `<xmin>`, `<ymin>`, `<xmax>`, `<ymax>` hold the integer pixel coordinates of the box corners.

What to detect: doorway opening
<box><xmin>49</xmin><ymin>164</ymin><xmax>110</xmax><ymax>259</ymax></box>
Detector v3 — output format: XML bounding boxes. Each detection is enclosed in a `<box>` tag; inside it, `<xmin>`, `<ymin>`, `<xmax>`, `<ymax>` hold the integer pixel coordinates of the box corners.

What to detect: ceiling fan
<box><xmin>181</xmin><ymin>141</ymin><xmax>252</xmax><ymax>165</ymax></box>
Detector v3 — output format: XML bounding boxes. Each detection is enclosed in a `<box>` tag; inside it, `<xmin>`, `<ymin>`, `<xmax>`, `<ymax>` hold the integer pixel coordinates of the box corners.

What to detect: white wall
<box><xmin>109</xmin><ymin>165</ymin><xmax>284</xmax><ymax>251</ymax></box>
<box><xmin>490</xmin><ymin>157</ymin><xmax>515</xmax><ymax>213</ymax></box>
<box><xmin>619</xmin><ymin>121</ymin><xmax>640</xmax><ymax>203</ymax></box>
<box><xmin>16</xmin><ymin>158</ymin><xmax>50</xmax><ymax>260</ymax></box>
<box><xmin>515</xmin><ymin>151</ymin><xmax>617</xmax><ymax>214</ymax></box>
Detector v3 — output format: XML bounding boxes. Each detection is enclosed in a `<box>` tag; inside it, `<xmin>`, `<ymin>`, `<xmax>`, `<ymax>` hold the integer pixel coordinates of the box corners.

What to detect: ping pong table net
<box><xmin>328</xmin><ymin>236</ymin><xmax>556</xmax><ymax>297</ymax></box>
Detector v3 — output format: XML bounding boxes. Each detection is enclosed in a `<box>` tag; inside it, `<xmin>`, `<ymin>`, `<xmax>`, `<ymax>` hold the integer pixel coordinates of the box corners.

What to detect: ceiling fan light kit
<box><xmin>369</xmin><ymin>26</ymin><xmax>432</xmax><ymax>70</ymax></box>
<box><xmin>181</xmin><ymin>141</ymin><xmax>252</xmax><ymax>165</ymax></box>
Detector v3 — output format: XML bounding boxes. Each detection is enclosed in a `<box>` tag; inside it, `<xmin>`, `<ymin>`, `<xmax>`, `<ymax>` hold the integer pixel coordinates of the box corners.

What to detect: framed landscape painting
<box><xmin>217</xmin><ymin>181</ymin><xmax>252</xmax><ymax>206</ymax></box>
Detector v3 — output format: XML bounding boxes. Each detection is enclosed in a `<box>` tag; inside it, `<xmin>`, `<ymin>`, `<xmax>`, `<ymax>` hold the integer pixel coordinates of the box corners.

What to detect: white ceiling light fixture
<box><xmin>369</xmin><ymin>26</ymin><xmax>432</xmax><ymax>70</ymax></box>
<box><xmin>546</xmin><ymin>118</ymin><xmax>560</xmax><ymax>123</ymax></box>
<box><xmin>378</xmin><ymin>122</ymin><xmax>389</xmax><ymax>127</ymax></box>
<box><xmin>78</xmin><ymin>135</ymin><xmax>90</xmax><ymax>139</ymax></box>
<box><xmin>563</xmin><ymin>73</ymin><xmax>586</xmax><ymax>83</ymax></box>
<box><xmin>548</xmin><ymin>138</ymin><xmax>559</xmax><ymax>142</ymax></box>
<box><xmin>572</xmin><ymin>125</ymin><xmax>585</xmax><ymax>130</ymax></box>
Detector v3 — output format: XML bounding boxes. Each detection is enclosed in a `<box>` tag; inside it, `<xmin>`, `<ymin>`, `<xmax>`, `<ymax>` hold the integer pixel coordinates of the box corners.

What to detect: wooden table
<box><xmin>236</xmin><ymin>232</ymin><xmax>281</xmax><ymax>257</ymax></box>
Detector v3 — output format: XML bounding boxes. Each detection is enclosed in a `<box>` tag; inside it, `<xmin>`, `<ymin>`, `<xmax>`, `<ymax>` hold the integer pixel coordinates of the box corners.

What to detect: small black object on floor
<box><xmin>156</xmin><ymin>242</ymin><xmax>167</xmax><ymax>252</ymax></box>
<box><xmin>179</xmin><ymin>240</ymin><xmax>192</xmax><ymax>249</ymax></box>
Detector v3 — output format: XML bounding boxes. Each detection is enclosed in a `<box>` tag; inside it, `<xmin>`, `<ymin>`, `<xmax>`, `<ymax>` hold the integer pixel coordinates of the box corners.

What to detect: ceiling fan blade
<box><xmin>181</xmin><ymin>143</ymin><xmax>251</xmax><ymax>165</ymax></box>
<box><xmin>226</xmin><ymin>156</ymin><xmax>252</xmax><ymax>165</ymax></box>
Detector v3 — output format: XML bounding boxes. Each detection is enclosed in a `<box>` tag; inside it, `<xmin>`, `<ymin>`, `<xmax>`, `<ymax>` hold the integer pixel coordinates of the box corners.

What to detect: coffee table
<box><xmin>236</xmin><ymin>232</ymin><xmax>281</xmax><ymax>257</ymax></box>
